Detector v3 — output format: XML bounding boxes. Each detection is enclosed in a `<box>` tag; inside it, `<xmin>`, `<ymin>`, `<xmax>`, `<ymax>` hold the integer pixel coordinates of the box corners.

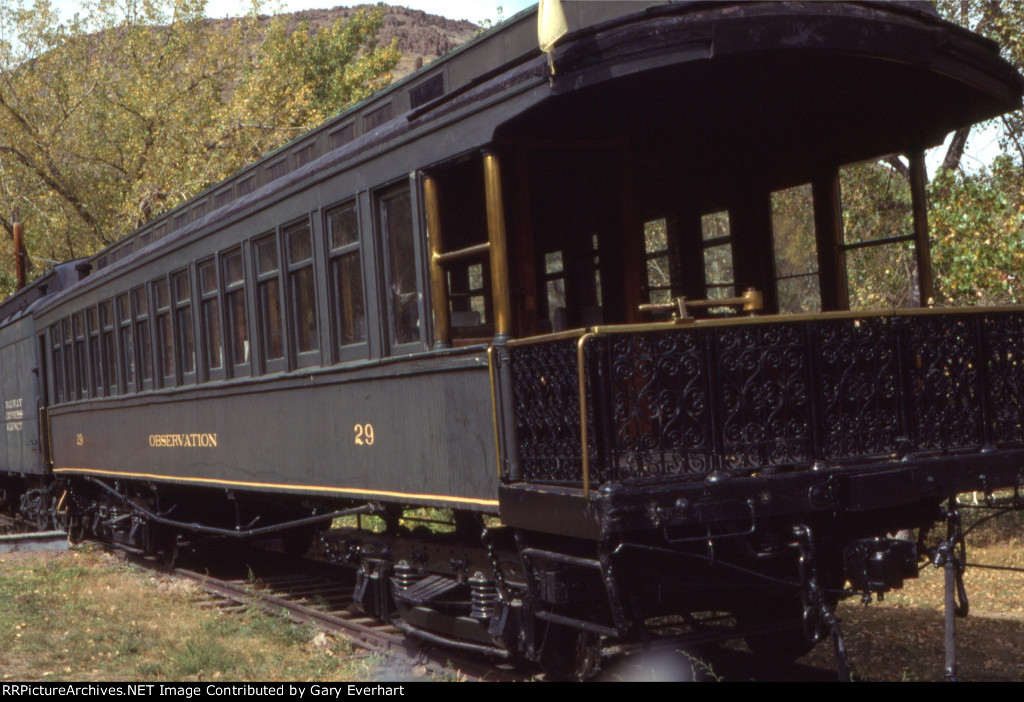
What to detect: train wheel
<box><xmin>743</xmin><ymin>623</ymin><xmax>815</xmax><ymax>662</ymax></box>
<box><xmin>67</xmin><ymin>517</ymin><xmax>85</xmax><ymax>544</ymax></box>
<box><xmin>162</xmin><ymin>543</ymin><xmax>181</xmax><ymax>568</ymax></box>
<box><xmin>539</xmin><ymin>623</ymin><xmax>603</xmax><ymax>681</ymax></box>
<box><xmin>51</xmin><ymin>506</ymin><xmax>69</xmax><ymax>533</ymax></box>
<box><xmin>281</xmin><ymin>526</ymin><xmax>316</xmax><ymax>557</ymax></box>
<box><xmin>739</xmin><ymin>583</ymin><xmax>838</xmax><ymax>663</ymax></box>
<box><xmin>36</xmin><ymin>501</ymin><xmax>52</xmax><ymax>531</ymax></box>
<box><xmin>156</xmin><ymin>528</ymin><xmax>181</xmax><ymax>568</ymax></box>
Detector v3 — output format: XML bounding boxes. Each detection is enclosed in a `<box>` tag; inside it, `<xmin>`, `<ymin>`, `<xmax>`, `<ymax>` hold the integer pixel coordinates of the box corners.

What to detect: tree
<box><xmin>930</xmin><ymin>155</ymin><xmax>1024</xmax><ymax>305</ymax></box>
<box><xmin>926</xmin><ymin>1</ymin><xmax>1024</xmax><ymax>305</ymax></box>
<box><xmin>842</xmin><ymin>161</ymin><xmax>918</xmax><ymax>309</ymax></box>
<box><xmin>806</xmin><ymin>2</ymin><xmax>1024</xmax><ymax>310</ymax></box>
<box><xmin>0</xmin><ymin>0</ymin><xmax>399</xmax><ymax>296</ymax></box>
<box><xmin>771</xmin><ymin>183</ymin><xmax>819</xmax><ymax>314</ymax></box>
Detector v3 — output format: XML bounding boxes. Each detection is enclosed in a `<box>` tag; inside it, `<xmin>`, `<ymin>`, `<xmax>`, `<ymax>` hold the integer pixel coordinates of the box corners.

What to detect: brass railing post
<box><xmin>577</xmin><ymin>332</ymin><xmax>597</xmax><ymax>499</ymax></box>
<box><xmin>423</xmin><ymin>175</ymin><xmax>451</xmax><ymax>348</ymax></box>
<box><xmin>483</xmin><ymin>151</ymin><xmax>512</xmax><ymax>341</ymax></box>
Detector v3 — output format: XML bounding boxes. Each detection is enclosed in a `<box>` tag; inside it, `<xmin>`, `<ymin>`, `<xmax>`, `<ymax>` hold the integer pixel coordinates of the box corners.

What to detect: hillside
<box><xmin>259</xmin><ymin>4</ymin><xmax>480</xmax><ymax>78</ymax></box>
<box><xmin>0</xmin><ymin>3</ymin><xmax>485</xmax><ymax>281</ymax></box>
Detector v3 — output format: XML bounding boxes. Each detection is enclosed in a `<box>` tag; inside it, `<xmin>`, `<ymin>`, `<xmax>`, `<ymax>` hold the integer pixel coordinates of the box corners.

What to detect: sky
<box><xmin>49</xmin><ymin>0</ymin><xmax>538</xmax><ymax>25</ymax></box>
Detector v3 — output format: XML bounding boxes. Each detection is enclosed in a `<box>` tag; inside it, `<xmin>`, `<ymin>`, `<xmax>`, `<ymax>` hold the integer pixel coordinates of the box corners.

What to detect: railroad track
<box><xmin>0</xmin><ymin>511</ymin><xmax>35</xmax><ymax>534</ymax></box>
<box><xmin>0</xmin><ymin>529</ymin><xmax>68</xmax><ymax>554</ymax></box>
<box><xmin>116</xmin><ymin>547</ymin><xmax>840</xmax><ymax>682</ymax></box>
<box><xmin>0</xmin><ymin>510</ymin><xmax>68</xmax><ymax>553</ymax></box>
<box><xmin>115</xmin><ymin>547</ymin><xmax>529</xmax><ymax>682</ymax></box>
<box><xmin>100</xmin><ymin>542</ymin><xmax>845</xmax><ymax>682</ymax></box>
<box><xmin>0</xmin><ymin>534</ymin><xmax>840</xmax><ymax>681</ymax></box>
<box><xmin>0</xmin><ymin>524</ymin><xmax>843</xmax><ymax>681</ymax></box>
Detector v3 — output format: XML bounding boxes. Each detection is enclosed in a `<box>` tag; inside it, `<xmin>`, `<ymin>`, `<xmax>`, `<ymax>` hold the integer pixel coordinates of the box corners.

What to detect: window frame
<box><xmin>325</xmin><ymin>200</ymin><xmax>369</xmax><ymax>362</ymax></box>
<box><xmin>699</xmin><ymin>210</ymin><xmax>736</xmax><ymax>304</ymax></box>
<box><xmin>72</xmin><ymin>312</ymin><xmax>88</xmax><ymax>400</ymax></box>
<box><xmin>172</xmin><ymin>268</ymin><xmax>197</xmax><ymax>385</ymax></box>
<box><xmin>50</xmin><ymin>324</ymin><xmax>65</xmax><ymax>404</ymax></box>
<box><xmin>284</xmin><ymin>219</ymin><xmax>321</xmax><ymax>369</ymax></box>
<box><xmin>253</xmin><ymin>232</ymin><xmax>288</xmax><ymax>374</ymax></box>
<box><xmin>100</xmin><ymin>300</ymin><xmax>118</xmax><ymax>396</ymax></box>
<box><xmin>221</xmin><ymin>246</ymin><xmax>251</xmax><ymax>378</ymax></box>
<box><xmin>132</xmin><ymin>285</ymin><xmax>154</xmax><ymax>391</ymax></box>
<box><xmin>117</xmin><ymin>293</ymin><xmax>136</xmax><ymax>394</ymax></box>
<box><xmin>86</xmin><ymin>306</ymin><xmax>102</xmax><ymax>397</ymax></box>
<box><xmin>153</xmin><ymin>276</ymin><xmax>176</xmax><ymax>388</ymax></box>
<box><xmin>376</xmin><ymin>181</ymin><xmax>427</xmax><ymax>354</ymax></box>
<box><xmin>198</xmin><ymin>257</ymin><xmax>227</xmax><ymax>382</ymax></box>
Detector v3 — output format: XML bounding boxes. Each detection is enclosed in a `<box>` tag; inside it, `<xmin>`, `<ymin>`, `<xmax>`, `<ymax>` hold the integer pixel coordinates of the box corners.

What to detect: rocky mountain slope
<box><xmin>271</xmin><ymin>4</ymin><xmax>481</xmax><ymax>77</ymax></box>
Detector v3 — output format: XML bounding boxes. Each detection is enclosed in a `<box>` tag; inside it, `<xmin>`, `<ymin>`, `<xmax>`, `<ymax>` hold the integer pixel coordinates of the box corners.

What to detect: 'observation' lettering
<box><xmin>148</xmin><ymin>433</ymin><xmax>218</xmax><ymax>448</ymax></box>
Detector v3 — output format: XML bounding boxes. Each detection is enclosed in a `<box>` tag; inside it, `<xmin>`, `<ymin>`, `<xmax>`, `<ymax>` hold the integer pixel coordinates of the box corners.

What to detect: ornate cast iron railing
<box><xmin>508</xmin><ymin>309</ymin><xmax>1024</xmax><ymax>490</ymax></box>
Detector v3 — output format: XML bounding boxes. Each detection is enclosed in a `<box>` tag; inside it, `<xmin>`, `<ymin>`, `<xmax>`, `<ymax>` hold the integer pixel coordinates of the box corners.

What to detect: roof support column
<box><xmin>813</xmin><ymin>170</ymin><xmax>849</xmax><ymax>311</ymax></box>
<box><xmin>909</xmin><ymin>149</ymin><xmax>934</xmax><ymax>307</ymax></box>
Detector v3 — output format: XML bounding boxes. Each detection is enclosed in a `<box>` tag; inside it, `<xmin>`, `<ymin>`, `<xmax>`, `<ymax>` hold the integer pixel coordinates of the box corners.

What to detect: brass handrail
<box><xmin>638</xmin><ymin>287</ymin><xmax>763</xmax><ymax>321</ymax></box>
<box><xmin>577</xmin><ymin>332</ymin><xmax>598</xmax><ymax>500</ymax></box>
<box><xmin>431</xmin><ymin>241</ymin><xmax>492</xmax><ymax>265</ymax></box>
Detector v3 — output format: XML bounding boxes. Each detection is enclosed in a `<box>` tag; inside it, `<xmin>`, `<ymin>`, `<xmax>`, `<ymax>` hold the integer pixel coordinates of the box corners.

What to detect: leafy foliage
<box><xmin>927</xmin><ymin>0</ymin><xmax>1024</xmax><ymax>306</ymax></box>
<box><xmin>772</xmin><ymin>2</ymin><xmax>1024</xmax><ymax>311</ymax></box>
<box><xmin>774</xmin><ymin>1</ymin><xmax>1024</xmax><ymax>311</ymax></box>
<box><xmin>842</xmin><ymin>162</ymin><xmax>918</xmax><ymax>309</ymax></box>
<box><xmin>0</xmin><ymin>0</ymin><xmax>399</xmax><ymax>297</ymax></box>
<box><xmin>931</xmin><ymin>156</ymin><xmax>1024</xmax><ymax>304</ymax></box>
<box><xmin>771</xmin><ymin>183</ymin><xmax>820</xmax><ymax>314</ymax></box>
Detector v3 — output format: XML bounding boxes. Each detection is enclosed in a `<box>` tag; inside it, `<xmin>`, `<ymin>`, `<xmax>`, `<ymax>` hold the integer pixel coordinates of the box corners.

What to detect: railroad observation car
<box><xmin>2</xmin><ymin>0</ymin><xmax>1024</xmax><ymax>677</ymax></box>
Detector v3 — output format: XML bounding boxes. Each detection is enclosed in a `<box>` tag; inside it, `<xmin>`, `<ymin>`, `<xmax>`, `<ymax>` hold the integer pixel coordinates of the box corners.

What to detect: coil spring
<box><xmin>469</xmin><ymin>571</ymin><xmax>497</xmax><ymax>619</ymax></box>
<box><xmin>393</xmin><ymin>561</ymin><xmax>419</xmax><ymax>589</ymax></box>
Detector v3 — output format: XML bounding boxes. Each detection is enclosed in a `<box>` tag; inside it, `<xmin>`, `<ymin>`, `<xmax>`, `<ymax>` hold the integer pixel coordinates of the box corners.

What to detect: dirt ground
<box><xmin>800</xmin><ymin>516</ymin><xmax>1024</xmax><ymax>681</ymax></box>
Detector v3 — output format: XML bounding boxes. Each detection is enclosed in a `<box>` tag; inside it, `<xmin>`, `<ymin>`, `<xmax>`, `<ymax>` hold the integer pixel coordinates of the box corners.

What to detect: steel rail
<box><xmin>0</xmin><ymin>529</ymin><xmax>68</xmax><ymax>553</ymax></box>
<box><xmin>108</xmin><ymin>548</ymin><xmax>526</xmax><ymax>682</ymax></box>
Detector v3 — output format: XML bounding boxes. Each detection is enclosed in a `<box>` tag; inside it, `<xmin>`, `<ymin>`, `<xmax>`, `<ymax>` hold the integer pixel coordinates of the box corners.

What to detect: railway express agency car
<box><xmin>5</xmin><ymin>1</ymin><xmax>1024</xmax><ymax>677</ymax></box>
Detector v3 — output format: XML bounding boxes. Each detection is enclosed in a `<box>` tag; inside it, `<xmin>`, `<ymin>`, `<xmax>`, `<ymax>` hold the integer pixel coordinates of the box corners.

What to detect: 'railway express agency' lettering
<box><xmin>5</xmin><ymin>397</ymin><xmax>22</xmax><ymax>432</ymax></box>
<box><xmin>148</xmin><ymin>433</ymin><xmax>218</xmax><ymax>448</ymax></box>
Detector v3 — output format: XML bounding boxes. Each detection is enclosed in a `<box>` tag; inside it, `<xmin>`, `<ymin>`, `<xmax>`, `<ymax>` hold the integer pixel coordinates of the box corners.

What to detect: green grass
<box><xmin>0</xmin><ymin>546</ymin><xmax>417</xmax><ymax>681</ymax></box>
<box><xmin>332</xmin><ymin>507</ymin><xmax>473</xmax><ymax>535</ymax></box>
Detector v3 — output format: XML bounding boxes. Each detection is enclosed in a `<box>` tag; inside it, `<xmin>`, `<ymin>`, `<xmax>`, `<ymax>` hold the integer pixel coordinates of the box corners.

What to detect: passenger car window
<box><xmin>702</xmin><ymin>211</ymin><xmax>734</xmax><ymax>303</ymax></box>
<box><xmin>87</xmin><ymin>307</ymin><xmax>101</xmax><ymax>396</ymax></box>
<box><xmin>100</xmin><ymin>301</ymin><xmax>117</xmax><ymax>395</ymax></box>
<box><xmin>117</xmin><ymin>294</ymin><xmax>136</xmax><ymax>392</ymax></box>
<box><xmin>154</xmin><ymin>277</ymin><xmax>175</xmax><ymax>386</ymax></box>
<box><xmin>378</xmin><ymin>184</ymin><xmax>422</xmax><ymax>349</ymax></box>
<box><xmin>222</xmin><ymin>248</ymin><xmax>250</xmax><ymax>377</ymax></box>
<box><xmin>771</xmin><ymin>184</ymin><xmax>821</xmax><ymax>314</ymax></box>
<box><xmin>327</xmin><ymin>203</ymin><xmax>366</xmax><ymax>354</ymax></box>
<box><xmin>133</xmin><ymin>286</ymin><xmax>153</xmax><ymax>390</ymax></box>
<box><xmin>254</xmin><ymin>235</ymin><xmax>285</xmax><ymax>369</ymax></box>
<box><xmin>198</xmin><ymin>259</ymin><xmax>224</xmax><ymax>379</ymax></box>
<box><xmin>73</xmin><ymin>313</ymin><xmax>87</xmax><ymax>398</ymax></box>
<box><xmin>286</xmin><ymin>222</ymin><xmax>319</xmax><ymax>364</ymax></box>
<box><xmin>51</xmin><ymin>325</ymin><xmax>64</xmax><ymax>404</ymax></box>
<box><xmin>173</xmin><ymin>270</ymin><xmax>196</xmax><ymax>381</ymax></box>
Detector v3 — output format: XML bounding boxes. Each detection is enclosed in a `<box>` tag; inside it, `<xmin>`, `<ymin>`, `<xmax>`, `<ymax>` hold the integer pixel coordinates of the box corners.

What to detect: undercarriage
<box><xmin>17</xmin><ymin>472</ymin><xmax>982</xmax><ymax>680</ymax></box>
